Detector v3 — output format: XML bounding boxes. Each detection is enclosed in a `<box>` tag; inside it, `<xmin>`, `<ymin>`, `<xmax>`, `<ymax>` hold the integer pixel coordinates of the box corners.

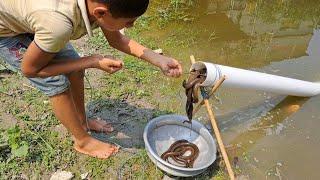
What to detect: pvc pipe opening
<box><xmin>190</xmin><ymin>61</ymin><xmax>220</xmax><ymax>87</ymax></box>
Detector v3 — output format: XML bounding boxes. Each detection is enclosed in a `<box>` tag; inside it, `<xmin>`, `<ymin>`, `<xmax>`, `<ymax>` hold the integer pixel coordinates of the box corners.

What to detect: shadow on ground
<box><xmin>86</xmin><ymin>98</ymin><xmax>167</xmax><ymax>149</ymax></box>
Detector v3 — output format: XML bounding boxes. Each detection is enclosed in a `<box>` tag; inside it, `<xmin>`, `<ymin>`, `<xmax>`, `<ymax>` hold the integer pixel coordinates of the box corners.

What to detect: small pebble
<box><xmin>119</xmin><ymin>28</ymin><xmax>125</xmax><ymax>35</ymax></box>
<box><xmin>153</xmin><ymin>49</ymin><xmax>163</xmax><ymax>55</ymax></box>
<box><xmin>80</xmin><ymin>172</ymin><xmax>89</xmax><ymax>180</ymax></box>
<box><xmin>50</xmin><ymin>171</ymin><xmax>73</xmax><ymax>180</ymax></box>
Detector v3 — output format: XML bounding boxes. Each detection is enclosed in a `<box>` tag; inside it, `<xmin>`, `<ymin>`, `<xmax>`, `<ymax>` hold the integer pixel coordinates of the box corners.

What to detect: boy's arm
<box><xmin>21</xmin><ymin>42</ymin><xmax>123</xmax><ymax>78</ymax></box>
<box><xmin>103</xmin><ymin>29</ymin><xmax>182</xmax><ymax>77</ymax></box>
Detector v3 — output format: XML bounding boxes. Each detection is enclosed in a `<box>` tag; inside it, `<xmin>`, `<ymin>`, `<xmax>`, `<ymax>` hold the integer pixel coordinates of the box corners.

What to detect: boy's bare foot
<box><xmin>83</xmin><ymin>117</ymin><xmax>114</xmax><ymax>134</ymax></box>
<box><xmin>74</xmin><ymin>136</ymin><xmax>119</xmax><ymax>159</ymax></box>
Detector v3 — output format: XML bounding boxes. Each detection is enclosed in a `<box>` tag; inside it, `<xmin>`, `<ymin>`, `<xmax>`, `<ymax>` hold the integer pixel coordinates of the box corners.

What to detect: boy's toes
<box><xmin>86</xmin><ymin>117</ymin><xmax>115</xmax><ymax>134</ymax></box>
<box><xmin>74</xmin><ymin>137</ymin><xmax>119</xmax><ymax>159</ymax></box>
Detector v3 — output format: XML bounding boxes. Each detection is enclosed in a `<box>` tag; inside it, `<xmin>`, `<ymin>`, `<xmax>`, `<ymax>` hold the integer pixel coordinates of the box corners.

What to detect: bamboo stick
<box><xmin>204</xmin><ymin>100</ymin><xmax>235</xmax><ymax>180</ymax></box>
<box><xmin>190</xmin><ymin>55</ymin><xmax>196</xmax><ymax>64</ymax></box>
<box><xmin>193</xmin><ymin>76</ymin><xmax>226</xmax><ymax>115</ymax></box>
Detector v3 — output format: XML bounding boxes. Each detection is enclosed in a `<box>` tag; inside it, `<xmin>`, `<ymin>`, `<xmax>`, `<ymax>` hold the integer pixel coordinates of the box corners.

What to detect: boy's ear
<box><xmin>92</xmin><ymin>6</ymin><xmax>111</xmax><ymax>19</ymax></box>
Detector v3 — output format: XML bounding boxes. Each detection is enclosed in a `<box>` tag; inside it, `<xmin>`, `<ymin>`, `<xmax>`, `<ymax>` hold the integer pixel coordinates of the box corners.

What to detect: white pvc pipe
<box><xmin>191</xmin><ymin>62</ymin><xmax>320</xmax><ymax>97</ymax></box>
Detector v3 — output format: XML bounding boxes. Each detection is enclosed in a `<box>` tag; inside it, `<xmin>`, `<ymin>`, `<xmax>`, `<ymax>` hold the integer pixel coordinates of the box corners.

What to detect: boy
<box><xmin>0</xmin><ymin>0</ymin><xmax>182</xmax><ymax>159</ymax></box>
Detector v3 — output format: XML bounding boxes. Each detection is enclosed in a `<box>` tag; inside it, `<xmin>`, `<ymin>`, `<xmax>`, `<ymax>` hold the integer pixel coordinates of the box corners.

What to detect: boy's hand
<box><xmin>159</xmin><ymin>56</ymin><xmax>182</xmax><ymax>78</ymax></box>
<box><xmin>93</xmin><ymin>55</ymin><xmax>124</xmax><ymax>74</ymax></box>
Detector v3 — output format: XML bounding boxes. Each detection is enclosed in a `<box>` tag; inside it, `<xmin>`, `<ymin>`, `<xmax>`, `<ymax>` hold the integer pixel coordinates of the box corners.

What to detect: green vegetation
<box><xmin>249</xmin><ymin>0</ymin><xmax>320</xmax><ymax>26</ymax></box>
<box><xmin>155</xmin><ymin>0</ymin><xmax>197</xmax><ymax>27</ymax></box>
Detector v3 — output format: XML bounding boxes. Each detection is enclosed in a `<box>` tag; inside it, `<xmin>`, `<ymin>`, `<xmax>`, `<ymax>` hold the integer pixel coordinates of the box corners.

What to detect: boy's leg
<box><xmin>55</xmin><ymin>44</ymin><xmax>114</xmax><ymax>133</ymax></box>
<box><xmin>49</xmin><ymin>89</ymin><xmax>118</xmax><ymax>158</ymax></box>
<box><xmin>67</xmin><ymin>70</ymin><xmax>114</xmax><ymax>133</ymax></box>
<box><xmin>0</xmin><ymin>35</ymin><xmax>118</xmax><ymax>158</ymax></box>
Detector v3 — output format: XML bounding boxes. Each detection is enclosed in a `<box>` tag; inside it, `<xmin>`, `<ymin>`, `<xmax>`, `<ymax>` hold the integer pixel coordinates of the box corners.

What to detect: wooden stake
<box><xmin>204</xmin><ymin>100</ymin><xmax>235</xmax><ymax>180</ymax></box>
<box><xmin>190</xmin><ymin>55</ymin><xmax>196</xmax><ymax>64</ymax></box>
<box><xmin>189</xmin><ymin>56</ymin><xmax>235</xmax><ymax>180</ymax></box>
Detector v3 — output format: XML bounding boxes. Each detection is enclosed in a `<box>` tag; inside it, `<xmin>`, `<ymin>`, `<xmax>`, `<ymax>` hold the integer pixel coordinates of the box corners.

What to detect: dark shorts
<box><xmin>0</xmin><ymin>34</ymin><xmax>80</xmax><ymax>97</ymax></box>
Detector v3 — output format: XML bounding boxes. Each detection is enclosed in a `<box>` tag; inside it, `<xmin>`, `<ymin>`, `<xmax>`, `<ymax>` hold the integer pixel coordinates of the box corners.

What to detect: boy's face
<box><xmin>98</xmin><ymin>16</ymin><xmax>138</xmax><ymax>31</ymax></box>
<box><xmin>92</xmin><ymin>5</ymin><xmax>138</xmax><ymax>31</ymax></box>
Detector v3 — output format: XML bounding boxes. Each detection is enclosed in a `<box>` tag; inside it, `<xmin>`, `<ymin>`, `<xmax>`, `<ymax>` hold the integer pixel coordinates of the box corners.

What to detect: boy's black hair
<box><xmin>96</xmin><ymin>0</ymin><xmax>149</xmax><ymax>18</ymax></box>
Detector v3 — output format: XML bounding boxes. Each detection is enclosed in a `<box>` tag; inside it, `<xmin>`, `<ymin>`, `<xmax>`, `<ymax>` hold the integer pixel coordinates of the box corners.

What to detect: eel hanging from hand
<box><xmin>182</xmin><ymin>68</ymin><xmax>207</xmax><ymax>123</ymax></box>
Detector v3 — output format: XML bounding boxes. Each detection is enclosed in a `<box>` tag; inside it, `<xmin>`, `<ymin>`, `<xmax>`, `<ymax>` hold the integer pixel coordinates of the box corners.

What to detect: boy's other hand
<box><xmin>159</xmin><ymin>56</ymin><xmax>182</xmax><ymax>78</ymax></box>
<box><xmin>93</xmin><ymin>55</ymin><xmax>124</xmax><ymax>74</ymax></box>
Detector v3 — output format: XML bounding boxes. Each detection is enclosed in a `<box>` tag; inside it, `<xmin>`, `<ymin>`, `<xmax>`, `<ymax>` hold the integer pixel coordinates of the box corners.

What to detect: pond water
<box><xmin>140</xmin><ymin>0</ymin><xmax>320</xmax><ymax>179</ymax></box>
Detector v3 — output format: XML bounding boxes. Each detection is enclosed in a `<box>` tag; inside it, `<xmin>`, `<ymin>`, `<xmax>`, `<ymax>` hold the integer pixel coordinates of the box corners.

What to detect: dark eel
<box><xmin>161</xmin><ymin>139</ymin><xmax>199</xmax><ymax>168</ymax></box>
<box><xmin>182</xmin><ymin>68</ymin><xmax>207</xmax><ymax>123</ymax></box>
